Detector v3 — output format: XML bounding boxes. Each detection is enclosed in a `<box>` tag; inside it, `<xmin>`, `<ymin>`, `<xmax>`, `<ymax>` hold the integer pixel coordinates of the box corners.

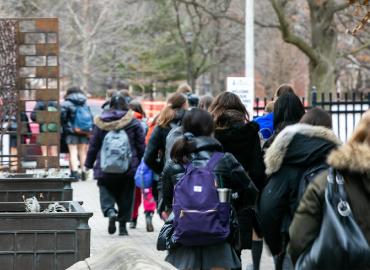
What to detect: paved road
<box><xmin>73</xmin><ymin>180</ymin><xmax>275</xmax><ymax>269</ymax></box>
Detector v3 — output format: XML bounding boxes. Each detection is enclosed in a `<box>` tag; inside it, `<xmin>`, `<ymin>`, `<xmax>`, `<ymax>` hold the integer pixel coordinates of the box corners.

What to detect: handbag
<box><xmin>296</xmin><ymin>168</ymin><xmax>370</xmax><ymax>270</ymax></box>
<box><xmin>156</xmin><ymin>212</ymin><xmax>178</xmax><ymax>251</ymax></box>
<box><xmin>134</xmin><ymin>159</ymin><xmax>153</xmax><ymax>189</ymax></box>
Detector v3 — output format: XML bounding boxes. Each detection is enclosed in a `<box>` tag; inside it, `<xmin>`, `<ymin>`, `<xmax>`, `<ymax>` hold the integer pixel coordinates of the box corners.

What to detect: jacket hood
<box><xmin>94</xmin><ymin>110</ymin><xmax>134</xmax><ymax>131</ymax></box>
<box><xmin>264</xmin><ymin>123</ymin><xmax>342</xmax><ymax>175</ymax></box>
<box><xmin>327</xmin><ymin>143</ymin><xmax>370</xmax><ymax>174</ymax></box>
<box><xmin>65</xmin><ymin>93</ymin><xmax>87</xmax><ymax>105</ymax></box>
<box><xmin>192</xmin><ymin>136</ymin><xmax>223</xmax><ymax>153</ymax></box>
<box><xmin>215</xmin><ymin>121</ymin><xmax>259</xmax><ymax>142</ymax></box>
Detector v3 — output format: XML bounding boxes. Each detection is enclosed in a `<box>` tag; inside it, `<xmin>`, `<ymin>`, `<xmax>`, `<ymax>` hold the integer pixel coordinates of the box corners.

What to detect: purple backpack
<box><xmin>173</xmin><ymin>152</ymin><xmax>230</xmax><ymax>246</ymax></box>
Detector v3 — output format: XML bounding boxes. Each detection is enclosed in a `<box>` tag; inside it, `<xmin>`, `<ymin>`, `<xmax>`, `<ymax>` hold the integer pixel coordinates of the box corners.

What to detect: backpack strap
<box><xmin>206</xmin><ymin>152</ymin><xmax>224</xmax><ymax>171</ymax></box>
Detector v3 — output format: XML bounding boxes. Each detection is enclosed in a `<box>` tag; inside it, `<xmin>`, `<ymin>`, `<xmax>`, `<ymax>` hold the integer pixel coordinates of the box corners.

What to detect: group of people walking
<box><xmin>52</xmin><ymin>82</ymin><xmax>370</xmax><ymax>270</ymax></box>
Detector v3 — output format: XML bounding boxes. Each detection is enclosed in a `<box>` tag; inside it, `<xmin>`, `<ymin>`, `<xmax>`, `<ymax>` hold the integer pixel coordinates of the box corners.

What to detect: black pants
<box><xmin>98</xmin><ymin>176</ymin><xmax>135</xmax><ymax>224</ymax></box>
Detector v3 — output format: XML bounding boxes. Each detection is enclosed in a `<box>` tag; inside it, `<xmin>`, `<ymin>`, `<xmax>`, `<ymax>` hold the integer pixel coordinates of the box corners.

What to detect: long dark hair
<box><xmin>273</xmin><ymin>91</ymin><xmax>305</xmax><ymax>132</ymax></box>
<box><xmin>171</xmin><ymin>108</ymin><xmax>214</xmax><ymax>164</ymax></box>
<box><xmin>208</xmin><ymin>92</ymin><xmax>249</xmax><ymax>127</ymax></box>
<box><xmin>129</xmin><ymin>100</ymin><xmax>146</xmax><ymax>118</ymax></box>
<box><xmin>110</xmin><ymin>95</ymin><xmax>128</xmax><ymax>111</ymax></box>
<box><xmin>274</xmin><ymin>84</ymin><xmax>295</xmax><ymax>99</ymax></box>
<box><xmin>157</xmin><ymin>93</ymin><xmax>187</xmax><ymax>128</ymax></box>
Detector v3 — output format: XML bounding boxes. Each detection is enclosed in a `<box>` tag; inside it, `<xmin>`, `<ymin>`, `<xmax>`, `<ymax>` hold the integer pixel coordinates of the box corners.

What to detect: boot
<box><xmin>70</xmin><ymin>171</ymin><xmax>80</xmax><ymax>182</ymax></box>
<box><xmin>145</xmin><ymin>212</ymin><xmax>154</xmax><ymax>232</ymax></box>
<box><xmin>129</xmin><ymin>218</ymin><xmax>137</xmax><ymax>229</ymax></box>
<box><xmin>107</xmin><ymin>210</ymin><xmax>117</xmax><ymax>235</ymax></box>
<box><xmin>119</xmin><ymin>223</ymin><xmax>129</xmax><ymax>236</ymax></box>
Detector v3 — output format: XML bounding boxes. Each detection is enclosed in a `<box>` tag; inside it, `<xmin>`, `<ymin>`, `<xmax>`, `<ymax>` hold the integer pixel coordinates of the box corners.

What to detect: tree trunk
<box><xmin>308</xmin><ymin>2</ymin><xmax>338</xmax><ymax>101</ymax></box>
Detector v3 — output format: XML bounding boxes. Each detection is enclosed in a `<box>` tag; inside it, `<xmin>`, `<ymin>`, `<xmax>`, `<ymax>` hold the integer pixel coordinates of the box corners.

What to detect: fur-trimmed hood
<box><xmin>327</xmin><ymin>143</ymin><xmax>370</xmax><ymax>174</ymax></box>
<box><xmin>264</xmin><ymin>123</ymin><xmax>342</xmax><ymax>175</ymax></box>
<box><xmin>94</xmin><ymin>110</ymin><xmax>134</xmax><ymax>131</ymax></box>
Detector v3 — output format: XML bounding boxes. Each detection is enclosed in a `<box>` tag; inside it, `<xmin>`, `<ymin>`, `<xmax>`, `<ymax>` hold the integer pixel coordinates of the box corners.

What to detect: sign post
<box><xmin>244</xmin><ymin>0</ymin><xmax>255</xmax><ymax>118</ymax></box>
<box><xmin>227</xmin><ymin>77</ymin><xmax>254</xmax><ymax>118</ymax></box>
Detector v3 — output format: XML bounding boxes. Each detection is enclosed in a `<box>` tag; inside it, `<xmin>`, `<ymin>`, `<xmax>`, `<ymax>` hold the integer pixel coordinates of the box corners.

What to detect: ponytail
<box><xmin>157</xmin><ymin>93</ymin><xmax>187</xmax><ymax>128</ymax></box>
<box><xmin>170</xmin><ymin>132</ymin><xmax>195</xmax><ymax>164</ymax></box>
<box><xmin>157</xmin><ymin>106</ymin><xmax>177</xmax><ymax>127</ymax></box>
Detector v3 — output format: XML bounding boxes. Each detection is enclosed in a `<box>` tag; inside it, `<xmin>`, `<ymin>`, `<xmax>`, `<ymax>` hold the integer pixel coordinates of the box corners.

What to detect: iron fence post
<box><xmin>311</xmin><ymin>86</ymin><xmax>317</xmax><ymax>107</ymax></box>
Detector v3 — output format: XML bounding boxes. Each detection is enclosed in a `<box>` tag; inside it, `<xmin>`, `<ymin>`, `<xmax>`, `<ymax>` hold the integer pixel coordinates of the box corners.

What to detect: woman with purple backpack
<box><xmin>160</xmin><ymin>108</ymin><xmax>258</xmax><ymax>270</ymax></box>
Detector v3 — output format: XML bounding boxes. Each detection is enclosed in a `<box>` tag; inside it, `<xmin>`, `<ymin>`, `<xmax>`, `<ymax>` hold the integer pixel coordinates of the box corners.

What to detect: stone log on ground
<box><xmin>67</xmin><ymin>243</ymin><xmax>175</xmax><ymax>270</ymax></box>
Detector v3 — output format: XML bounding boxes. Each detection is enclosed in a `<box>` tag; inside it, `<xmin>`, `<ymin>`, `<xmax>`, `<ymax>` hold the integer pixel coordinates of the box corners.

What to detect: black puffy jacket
<box><xmin>161</xmin><ymin>136</ymin><xmax>258</xmax><ymax>214</ymax></box>
<box><xmin>258</xmin><ymin>123</ymin><xmax>341</xmax><ymax>255</ymax></box>
<box><xmin>144</xmin><ymin>109</ymin><xmax>185</xmax><ymax>174</ymax></box>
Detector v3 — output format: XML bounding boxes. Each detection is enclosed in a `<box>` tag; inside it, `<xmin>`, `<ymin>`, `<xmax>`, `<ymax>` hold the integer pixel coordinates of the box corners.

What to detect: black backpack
<box><xmin>297</xmin><ymin>163</ymin><xmax>329</xmax><ymax>202</ymax></box>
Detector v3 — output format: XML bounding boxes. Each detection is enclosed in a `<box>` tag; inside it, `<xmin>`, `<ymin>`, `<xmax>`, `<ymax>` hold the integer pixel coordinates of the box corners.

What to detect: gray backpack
<box><xmin>100</xmin><ymin>129</ymin><xmax>132</xmax><ymax>173</ymax></box>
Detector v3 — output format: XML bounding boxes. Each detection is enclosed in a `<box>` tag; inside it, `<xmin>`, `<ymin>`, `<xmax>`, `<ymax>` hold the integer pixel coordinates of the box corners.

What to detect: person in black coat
<box><xmin>209</xmin><ymin>92</ymin><xmax>266</xmax><ymax>270</ymax></box>
<box><xmin>161</xmin><ymin>108</ymin><xmax>258</xmax><ymax>270</ymax></box>
<box><xmin>85</xmin><ymin>95</ymin><xmax>145</xmax><ymax>236</ymax></box>
<box><xmin>143</xmin><ymin>93</ymin><xmax>188</xmax><ymax>216</ymax></box>
<box><xmin>259</xmin><ymin>113</ymin><xmax>341</xmax><ymax>269</ymax></box>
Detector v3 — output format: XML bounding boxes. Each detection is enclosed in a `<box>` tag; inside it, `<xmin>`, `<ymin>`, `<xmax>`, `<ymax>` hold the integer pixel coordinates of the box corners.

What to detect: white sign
<box><xmin>227</xmin><ymin>77</ymin><xmax>254</xmax><ymax>119</ymax></box>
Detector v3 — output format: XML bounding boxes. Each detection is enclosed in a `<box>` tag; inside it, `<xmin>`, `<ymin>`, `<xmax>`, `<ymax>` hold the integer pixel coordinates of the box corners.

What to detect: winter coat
<box><xmin>214</xmin><ymin>122</ymin><xmax>266</xmax><ymax>249</ymax></box>
<box><xmin>84</xmin><ymin>109</ymin><xmax>145</xmax><ymax>180</ymax></box>
<box><xmin>60</xmin><ymin>93</ymin><xmax>88</xmax><ymax>135</ymax></box>
<box><xmin>254</xmin><ymin>112</ymin><xmax>274</xmax><ymax>140</ymax></box>
<box><xmin>161</xmin><ymin>136</ymin><xmax>258</xmax><ymax>217</ymax></box>
<box><xmin>258</xmin><ymin>123</ymin><xmax>341</xmax><ymax>255</ymax></box>
<box><xmin>288</xmin><ymin>142</ymin><xmax>370</xmax><ymax>266</ymax></box>
<box><xmin>144</xmin><ymin>109</ymin><xmax>186</xmax><ymax>174</ymax></box>
<box><xmin>214</xmin><ymin>122</ymin><xmax>266</xmax><ymax>191</ymax></box>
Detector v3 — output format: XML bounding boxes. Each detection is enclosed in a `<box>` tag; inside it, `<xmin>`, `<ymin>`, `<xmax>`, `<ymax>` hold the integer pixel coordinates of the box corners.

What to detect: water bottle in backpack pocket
<box><xmin>100</xmin><ymin>129</ymin><xmax>132</xmax><ymax>173</ymax></box>
<box><xmin>173</xmin><ymin>152</ymin><xmax>231</xmax><ymax>246</ymax></box>
<box><xmin>72</xmin><ymin>104</ymin><xmax>93</xmax><ymax>135</ymax></box>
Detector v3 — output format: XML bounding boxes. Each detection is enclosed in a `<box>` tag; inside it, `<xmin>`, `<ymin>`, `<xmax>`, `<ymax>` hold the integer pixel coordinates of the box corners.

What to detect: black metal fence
<box><xmin>253</xmin><ymin>91</ymin><xmax>370</xmax><ymax>142</ymax></box>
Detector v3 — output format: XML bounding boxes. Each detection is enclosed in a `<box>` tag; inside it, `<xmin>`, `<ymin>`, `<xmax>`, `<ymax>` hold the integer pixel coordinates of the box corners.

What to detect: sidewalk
<box><xmin>72</xmin><ymin>180</ymin><xmax>274</xmax><ymax>269</ymax></box>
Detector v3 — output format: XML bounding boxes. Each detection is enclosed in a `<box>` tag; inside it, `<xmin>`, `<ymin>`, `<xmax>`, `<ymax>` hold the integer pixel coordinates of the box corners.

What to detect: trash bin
<box><xmin>0</xmin><ymin>201</ymin><xmax>92</xmax><ymax>270</ymax></box>
<box><xmin>0</xmin><ymin>177</ymin><xmax>73</xmax><ymax>202</ymax></box>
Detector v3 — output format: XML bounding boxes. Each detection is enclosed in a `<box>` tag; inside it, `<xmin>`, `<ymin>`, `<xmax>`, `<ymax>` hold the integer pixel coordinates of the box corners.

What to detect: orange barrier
<box><xmin>141</xmin><ymin>100</ymin><xmax>166</xmax><ymax>118</ymax></box>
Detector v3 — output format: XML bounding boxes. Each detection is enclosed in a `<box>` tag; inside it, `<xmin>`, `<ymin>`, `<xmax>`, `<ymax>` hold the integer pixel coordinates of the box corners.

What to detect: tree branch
<box><xmin>176</xmin><ymin>0</ymin><xmax>244</xmax><ymax>24</ymax></box>
<box><xmin>340</xmin><ymin>39</ymin><xmax>370</xmax><ymax>58</ymax></box>
<box><xmin>270</xmin><ymin>0</ymin><xmax>319</xmax><ymax>64</ymax></box>
<box><xmin>255</xmin><ymin>19</ymin><xmax>281</xmax><ymax>29</ymax></box>
<box><xmin>330</xmin><ymin>1</ymin><xmax>350</xmax><ymax>15</ymax></box>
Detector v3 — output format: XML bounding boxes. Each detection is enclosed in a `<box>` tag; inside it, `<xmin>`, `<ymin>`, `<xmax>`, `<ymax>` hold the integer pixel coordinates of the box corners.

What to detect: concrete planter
<box><xmin>0</xmin><ymin>177</ymin><xmax>73</xmax><ymax>202</ymax></box>
<box><xmin>0</xmin><ymin>201</ymin><xmax>92</xmax><ymax>270</ymax></box>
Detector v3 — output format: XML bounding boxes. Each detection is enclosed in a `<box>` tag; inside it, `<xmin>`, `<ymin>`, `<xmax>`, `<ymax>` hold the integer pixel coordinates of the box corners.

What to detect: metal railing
<box><xmin>253</xmin><ymin>91</ymin><xmax>370</xmax><ymax>142</ymax></box>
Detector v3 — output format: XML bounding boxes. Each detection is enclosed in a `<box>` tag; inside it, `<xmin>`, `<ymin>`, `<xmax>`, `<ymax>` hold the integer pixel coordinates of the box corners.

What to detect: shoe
<box><xmin>119</xmin><ymin>223</ymin><xmax>129</xmax><ymax>236</ymax></box>
<box><xmin>81</xmin><ymin>171</ymin><xmax>86</xmax><ymax>181</ymax></box>
<box><xmin>145</xmin><ymin>212</ymin><xmax>154</xmax><ymax>232</ymax></box>
<box><xmin>70</xmin><ymin>171</ymin><xmax>80</xmax><ymax>182</ymax></box>
<box><xmin>107</xmin><ymin>212</ymin><xmax>117</xmax><ymax>234</ymax></box>
<box><xmin>129</xmin><ymin>218</ymin><xmax>137</xmax><ymax>229</ymax></box>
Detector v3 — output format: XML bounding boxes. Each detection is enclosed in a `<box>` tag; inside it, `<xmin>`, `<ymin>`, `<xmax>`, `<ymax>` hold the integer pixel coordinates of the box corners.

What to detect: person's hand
<box><xmin>161</xmin><ymin>211</ymin><xmax>169</xmax><ymax>221</ymax></box>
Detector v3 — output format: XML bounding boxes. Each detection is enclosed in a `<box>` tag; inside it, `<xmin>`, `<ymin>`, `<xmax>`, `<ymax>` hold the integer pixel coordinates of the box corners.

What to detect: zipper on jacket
<box><xmin>180</xmin><ymin>209</ymin><xmax>217</xmax><ymax>218</ymax></box>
